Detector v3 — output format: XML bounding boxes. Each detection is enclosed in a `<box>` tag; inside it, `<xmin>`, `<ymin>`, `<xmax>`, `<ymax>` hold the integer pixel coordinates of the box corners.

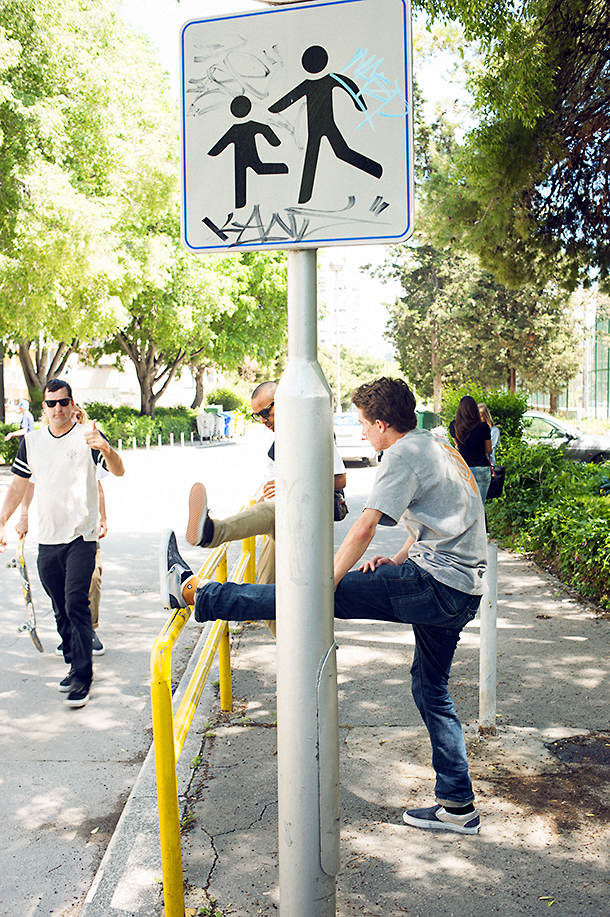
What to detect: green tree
<box><xmin>0</xmin><ymin>0</ymin><xmax>178</xmax><ymax>403</ymax></box>
<box><xmin>378</xmin><ymin>240</ymin><xmax>581</xmax><ymax>401</ymax></box>
<box><xmin>381</xmin><ymin>242</ymin><xmax>474</xmax><ymax>408</ymax></box>
<box><xmin>319</xmin><ymin>346</ymin><xmax>398</xmax><ymax>411</ymax></box>
<box><xmin>416</xmin><ymin>0</ymin><xmax>610</xmax><ymax>290</ymax></box>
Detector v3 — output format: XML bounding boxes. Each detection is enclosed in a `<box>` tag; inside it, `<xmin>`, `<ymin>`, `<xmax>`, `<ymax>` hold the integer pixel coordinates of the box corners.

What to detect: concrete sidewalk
<box><xmin>80</xmin><ymin>546</ymin><xmax>610</xmax><ymax>917</ymax></box>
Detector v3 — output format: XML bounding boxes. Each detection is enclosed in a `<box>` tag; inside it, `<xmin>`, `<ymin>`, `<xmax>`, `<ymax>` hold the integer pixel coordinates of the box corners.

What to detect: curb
<box><xmin>80</xmin><ymin>620</ymin><xmax>218</xmax><ymax>917</ymax></box>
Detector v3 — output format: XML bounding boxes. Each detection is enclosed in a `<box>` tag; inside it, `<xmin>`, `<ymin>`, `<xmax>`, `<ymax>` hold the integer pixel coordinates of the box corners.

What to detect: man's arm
<box><xmin>84</xmin><ymin>422</ymin><xmax>124</xmax><ymax>476</ymax></box>
<box><xmin>98</xmin><ymin>482</ymin><xmax>107</xmax><ymax>538</ymax></box>
<box><xmin>0</xmin><ymin>475</ymin><xmax>31</xmax><ymax>550</ymax></box>
<box><xmin>333</xmin><ymin>507</ymin><xmax>382</xmax><ymax>589</ymax></box>
<box><xmin>14</xmin><ymin>481</ymin><xmax>35</xmax><ymax>536</ymax></box>
<box><xmin>333</xmin><ymin>472</ymin><xmax>347</xmax><ymax>491</ymax></box>
<box><xmin>358</xmin><ymin>535</ymin><xmax>415</xmax><ymax>573</ymax></box>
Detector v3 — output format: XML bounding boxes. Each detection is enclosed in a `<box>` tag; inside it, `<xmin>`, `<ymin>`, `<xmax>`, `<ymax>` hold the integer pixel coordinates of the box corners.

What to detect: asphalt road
<box><xmin>0</xmin><ymin>426</ymin><xmax>381</xmax><ymax>917</ymax></box>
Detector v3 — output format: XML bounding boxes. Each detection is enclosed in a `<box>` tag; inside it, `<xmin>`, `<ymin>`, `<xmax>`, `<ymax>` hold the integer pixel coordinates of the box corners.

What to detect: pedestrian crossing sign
<box><xmin>180</xmin><ymin>0</ymin><xmax>413</xmax><ymax>252</ymax></box>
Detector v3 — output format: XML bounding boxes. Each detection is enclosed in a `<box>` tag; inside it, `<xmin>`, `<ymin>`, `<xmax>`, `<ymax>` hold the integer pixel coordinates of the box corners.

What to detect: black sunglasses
<box><xmin>252</xmin><ymin>401</ymin><xmax>274</xmax><ymax>421</ymax></box>
<box><xmin>44</xmin><ymin>398</ymin><xmax>71</xmax><ymax>407</ymax></box>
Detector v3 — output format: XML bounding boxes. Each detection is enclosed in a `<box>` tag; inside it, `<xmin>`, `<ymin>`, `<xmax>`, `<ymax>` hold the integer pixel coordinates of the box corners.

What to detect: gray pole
<box><xmin>479</xmin><ymin>540</ymin><xmax>498</xmax><ymax>735</ymax></box>
<box><xmin>275</xmin><ymin>248</ymin><xmax>340</xmax><ymax>916</ymax></box>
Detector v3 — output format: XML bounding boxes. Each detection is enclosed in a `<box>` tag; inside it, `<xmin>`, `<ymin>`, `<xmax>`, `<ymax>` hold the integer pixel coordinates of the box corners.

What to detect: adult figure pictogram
<box><xmin>208</xmin><ymin>95</ymin><xmax>288</xmax><ymax>209</ymax></box>
<box><xmin>268</xmin><ymin>45</ymin><xmax>383</xmax><ymax>204</ymax></box>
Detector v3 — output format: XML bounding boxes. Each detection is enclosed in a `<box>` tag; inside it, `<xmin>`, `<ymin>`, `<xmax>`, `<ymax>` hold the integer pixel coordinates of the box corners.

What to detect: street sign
<box><xmin>180</xmin><ymin>0</ymin><xmax>414</xmax><ymax>253</ymax></box>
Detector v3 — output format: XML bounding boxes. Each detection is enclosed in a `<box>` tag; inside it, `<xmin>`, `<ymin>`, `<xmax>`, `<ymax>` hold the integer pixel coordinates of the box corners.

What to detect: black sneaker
<box><xmin>186</xmin><ymin>483</ymin><xmax>214</xmax><ymax>546</ymax></box>
<box><xmin>403</xmin><ymin>804</ymin><xmax>481</xmax><ymax>835</ymax></box>
<box><xmin>92</xmin><ymin>633</ymin><xmax>105</xmax><ymax>655</ymax></box>
<box><xmin>55</xmin><ymin>643</ymin><xmax>64</xmax><ymax>657</ymax></box>
<box><xmin>65</xmin><ymin>681</ymin><xmax>91</xmax><ymax>708</ymax></box>
<box><xmin>159</xmin><ymin>529</ymin><xmax>194</xmax><ymax>609</ymax></box>
<box><xmin>58</xmin><ymin>668</ymin><xmax>75</xmax><ymax>693</ymax></box>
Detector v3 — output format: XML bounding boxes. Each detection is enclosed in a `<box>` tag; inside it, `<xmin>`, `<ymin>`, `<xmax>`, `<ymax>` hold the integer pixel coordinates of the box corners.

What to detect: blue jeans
<box><xmin>471</xmin><ymin>465</ymin><xmax>491</xmax><ymax>502</ymax></box>
<box><xmin>194</xmin><ymin>560</ymin><xmax>481</xmax><ymax>806</ymax></box>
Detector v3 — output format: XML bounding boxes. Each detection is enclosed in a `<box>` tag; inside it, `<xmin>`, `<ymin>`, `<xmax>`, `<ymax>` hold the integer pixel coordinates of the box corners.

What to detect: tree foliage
<box><xmin>416</xmin><ymin>0</ymin><xmax>610</xmax><ymax>289</ymax></box>
<box><xmin>379</xmin><ymin>240</ymin><xmax>581</xmax><ymax>402</ymax></box>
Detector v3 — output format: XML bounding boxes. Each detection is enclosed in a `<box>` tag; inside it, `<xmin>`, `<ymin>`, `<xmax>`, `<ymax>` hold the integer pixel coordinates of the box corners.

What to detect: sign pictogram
<box><xmin>181</xmin><ymin>0</ymin><xmax>413</xmax><ymax>252</ymax></box>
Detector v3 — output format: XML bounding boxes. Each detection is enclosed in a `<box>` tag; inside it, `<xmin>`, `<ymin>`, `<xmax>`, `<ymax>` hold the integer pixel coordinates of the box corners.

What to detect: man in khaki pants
<box><xmin>187</xmin><ymin>381</ymin><xmax>346</xmax><ymax>636</ymax></box>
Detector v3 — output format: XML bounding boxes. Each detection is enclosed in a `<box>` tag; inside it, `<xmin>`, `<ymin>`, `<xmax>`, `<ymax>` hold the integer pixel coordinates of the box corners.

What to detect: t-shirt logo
<box><xmin>438</xmin><ymin>440</ymin><xmax>478</xmax><ymax>494</ymax></box>
<box><xmin>66</xmin><ymin>448</ymin><xmax>77</xmax><ymax>460</ymax></box>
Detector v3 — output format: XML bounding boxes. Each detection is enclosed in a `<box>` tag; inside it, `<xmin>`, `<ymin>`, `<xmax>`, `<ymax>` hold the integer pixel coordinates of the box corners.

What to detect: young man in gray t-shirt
<box><xmin>161</xmin><ymin>377</ymin><xmax>487</xmax><ymax>835</ymax></box>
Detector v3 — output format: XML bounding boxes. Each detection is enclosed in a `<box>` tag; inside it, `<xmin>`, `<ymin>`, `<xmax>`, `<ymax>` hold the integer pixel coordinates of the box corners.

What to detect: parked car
<box><xmin>333</xmin><ymin>412</ymin><xmax>377</xmax><ymax>465</ymax></box>
<box><xmin>523</xmin><ymin>410</ymin><xmax>610</xmax><ymax>463</ymax></box>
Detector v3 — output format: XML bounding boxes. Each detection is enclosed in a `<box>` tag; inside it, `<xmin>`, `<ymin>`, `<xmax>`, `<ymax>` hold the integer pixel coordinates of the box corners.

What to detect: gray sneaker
<box><xmin>186</xmin><ymin>483</ymin><xmax>214</xmax><ymax>546</ymax></box>
<box><xmin>403</xmin><ymin>804</ymin><xmax>481</xmax><ymax>835</ymax></box>
<box><xmin>160</xmin><ymin>529</ymin><xmax>194</xmax><ymax>609</ymax></box>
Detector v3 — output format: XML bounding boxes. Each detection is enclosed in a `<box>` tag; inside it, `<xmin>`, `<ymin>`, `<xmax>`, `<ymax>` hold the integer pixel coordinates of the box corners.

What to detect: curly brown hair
<box><xmin>351</xmin><ymin>377</ymin><xmax>417</xmax><ymax>433</ymax></box>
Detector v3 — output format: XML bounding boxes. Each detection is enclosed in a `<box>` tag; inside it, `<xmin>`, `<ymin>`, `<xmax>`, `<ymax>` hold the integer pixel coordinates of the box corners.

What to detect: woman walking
<box><xmin>449</xmin><ymin>396</ymin><xmax>492</xmax><ymax>501</ymax></box>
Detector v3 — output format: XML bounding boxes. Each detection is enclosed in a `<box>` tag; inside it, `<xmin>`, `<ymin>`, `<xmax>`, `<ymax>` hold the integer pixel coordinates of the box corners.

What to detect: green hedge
<box><xmin>0</xmin><ymin>424</ymin><xmax>20</xmax><ymax>466</ymax></box>
<box><xmin>206</xmin><ymin>388</ymin><xmax>250</xmax><ymax>414</ymax></box>
<box><xmin>487</xmin><ymin>437</ymin><xmax>610</xmax><ymax>608</ymax></box>
<box><xmin>441</xmin><ymin>383</ymin><xmax>529</xmax><ymax>439</ymax></box>
<box><xmin>84</xmin><ymin>404</ymin><xmax>199</xmax><ymax>447</ymax></box>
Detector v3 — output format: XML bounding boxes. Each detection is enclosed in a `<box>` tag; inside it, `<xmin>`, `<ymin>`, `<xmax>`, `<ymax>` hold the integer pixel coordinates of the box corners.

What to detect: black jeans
<box><xmin>38</xmin><ymin>538</ymin><xmax>97</xmax><ymax>684</ymax></box>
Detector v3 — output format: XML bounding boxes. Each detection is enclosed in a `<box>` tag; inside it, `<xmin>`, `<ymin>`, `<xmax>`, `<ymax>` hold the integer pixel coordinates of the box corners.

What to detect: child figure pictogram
<box><xmin>208</xmin><ymin>95</ymin><xmax>288</xmax><ymax>210</ymax></box>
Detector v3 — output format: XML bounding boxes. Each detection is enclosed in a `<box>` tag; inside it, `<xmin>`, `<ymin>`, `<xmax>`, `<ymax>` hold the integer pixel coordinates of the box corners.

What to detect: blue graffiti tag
<box><xmin>340</xmin><ymin>48</ymin><xmax>409</xmax><ymax>130</ymax></box>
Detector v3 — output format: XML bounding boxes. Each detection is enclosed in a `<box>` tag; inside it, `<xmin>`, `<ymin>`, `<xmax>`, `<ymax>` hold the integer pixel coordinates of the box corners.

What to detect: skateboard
<box><xmin>7</xmin><ymin>535</ymin><xmax>44</xmax><ymax>653</ymax></box>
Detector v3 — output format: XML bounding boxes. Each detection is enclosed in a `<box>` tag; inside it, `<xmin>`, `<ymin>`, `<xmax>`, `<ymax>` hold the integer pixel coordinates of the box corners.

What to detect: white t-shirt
<box><xmin>264</xmin><ymin>440</ymin><xmax>345</xmax><ymax>491</ymax></box>
<box><xmin>13</xmin><ymin>424</ymin><xmax>106</xmax><ymax>544</ymax></box>
<box><xmin>365</xmin><ymin>428</ymin><xmax>488</xmax><ymax>595</ymax></box>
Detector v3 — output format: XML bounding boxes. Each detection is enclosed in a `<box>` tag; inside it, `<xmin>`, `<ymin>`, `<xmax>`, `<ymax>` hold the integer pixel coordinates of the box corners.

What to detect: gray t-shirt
<box><xmin>365</xmin><ymin>428</ymin><xmax>488</xmax><ymax>595</ymax></box>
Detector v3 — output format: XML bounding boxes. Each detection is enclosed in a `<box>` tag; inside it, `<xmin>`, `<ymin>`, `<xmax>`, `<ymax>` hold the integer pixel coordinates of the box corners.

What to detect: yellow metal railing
<box><xmin>150</xmin><ymin>524</ymin><xmax>260</xmax><ymax>917</ymax></box>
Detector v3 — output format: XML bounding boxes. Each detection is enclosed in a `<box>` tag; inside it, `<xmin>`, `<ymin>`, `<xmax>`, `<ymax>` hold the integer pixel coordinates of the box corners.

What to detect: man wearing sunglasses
<box><xmin>185</xmin><ymin>380</ymin><xmax>346</xmax><ymax>636</ymax></box>
<box><xmin>0</xmin><ymin>379</ymin><xmax>124</xmax><ymax>708</ymax></box>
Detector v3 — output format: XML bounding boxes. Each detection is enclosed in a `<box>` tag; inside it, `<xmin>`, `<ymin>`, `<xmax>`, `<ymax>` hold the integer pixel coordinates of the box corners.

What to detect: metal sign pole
<box><xmin>275</xmin><ymin>248</ymin><xmax>340</xmax><ymax>916</ymax></box>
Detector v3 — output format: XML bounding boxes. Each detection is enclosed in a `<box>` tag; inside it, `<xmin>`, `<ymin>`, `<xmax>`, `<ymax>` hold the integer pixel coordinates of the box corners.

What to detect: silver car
<box><xmin>333</xmin><ymin>412</ymin><xmax>377</xmax><ymax>465</ymax></box>
<box><xmin>524</xmin><ymin>410</ymin><xmax>610</xmax><ymax>464</ymax></box>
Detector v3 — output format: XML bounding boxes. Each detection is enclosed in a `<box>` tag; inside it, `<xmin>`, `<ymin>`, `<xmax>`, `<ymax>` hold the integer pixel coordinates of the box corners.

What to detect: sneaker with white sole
<box><xmin>92</xmin><ymin>633</ymin><xmax>105</xmax><ymax>655</ymax></box>
<box><xmin>58</xmin><ymin>668</ymin><xmax>75</xmax><ymax>693</ymax></box>
<box><xmin>65</xmin><ymin>681</ymin><xmax>91</xmax><ymax>708</ymax></box>
<box><xmin>186</xmin><ymin>483</ymin><xmax>214</xmax><ymax>546</ymax></box>
<box><xmin>160</xmin><ymin>529</ymin><xmax>194</xmax><ymax>609</ymax></box>
<box><xmin>403</xmin><ymin>804</ymin><xmax>481</xmax><ymax>835</ymax></box>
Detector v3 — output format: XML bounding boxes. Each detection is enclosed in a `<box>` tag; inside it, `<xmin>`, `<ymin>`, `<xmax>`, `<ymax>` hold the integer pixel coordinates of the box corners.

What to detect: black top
<box><xmin>449</xmin><ymin>420</ymin><xmax>491</xmax><ymax>467</ymax></box>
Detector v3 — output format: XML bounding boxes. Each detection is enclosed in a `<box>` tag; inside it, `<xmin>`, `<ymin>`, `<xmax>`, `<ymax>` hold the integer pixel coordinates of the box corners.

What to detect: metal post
<box><xmin>479</xmin><ymin>539</ymin><xmax>498</xmax><ymax>734</ymax></box>
<box><xmin>275</xmin><ymin>249</ymin><xmax>339</xmax><ymax>917</ymax></box>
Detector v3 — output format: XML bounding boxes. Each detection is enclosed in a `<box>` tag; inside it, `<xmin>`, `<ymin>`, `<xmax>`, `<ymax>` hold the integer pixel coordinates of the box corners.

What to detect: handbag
<box><xmin>486</xmin><ymin>465</ymin><xmax>505</xmax><ymax>501</ymax></box>
<box><xmin>333</xmin><ymin>489</ymin><xmax>349</xmax><ymax>521</ymax></box>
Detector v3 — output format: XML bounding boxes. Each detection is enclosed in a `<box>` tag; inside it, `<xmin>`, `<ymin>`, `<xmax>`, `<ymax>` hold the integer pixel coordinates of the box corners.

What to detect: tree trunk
<box><xmin>507</xmin><ymin>366</ymin><xmax>517</xmax><ymax>392</ymax></box>
<box><xmin>549</xmin><ymin>390</ymin><xmax>559</xmax><ymax>413</ymax></box>
<box><xmin>134</xmin><ymin>358</ymin><xmax>160</xmax><ymax>417</ymax></box>
<box><xmin>191</xmin><ymin>363</ymin><xmax>205</xmax><ymax>410</ymax></box>
<box><xmin>17</xmin><ymin>339</ymin><xmax>78</xmax><ymax>407</ymax></box>
<box><xmin>431</xmin><ymin>322</ymin><xmax>442</xmax><ymax>412</ymax></box>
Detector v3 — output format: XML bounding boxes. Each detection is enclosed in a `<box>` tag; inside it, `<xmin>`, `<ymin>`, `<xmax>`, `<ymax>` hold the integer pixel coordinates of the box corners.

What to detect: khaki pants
<box><xmin>208</xmin><ymin>500</ymin><xmax>276</xmax><ymax>637</ymax></box>
<box><xmin>89</xmin><ymin>544</ymin><xmax>102</xmax><ymax>629</ymax></box>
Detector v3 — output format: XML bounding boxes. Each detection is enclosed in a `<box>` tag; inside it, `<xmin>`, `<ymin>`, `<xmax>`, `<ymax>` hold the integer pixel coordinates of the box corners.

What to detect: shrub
<box><xmin>0</xmin><ymin>424</ymin><xmax>20</xmax><ymax>466</ymax></box>
<box><xmin>83</xmin><ymin>403</ymin><xmax>198</xmax><ymax>446</ymax></box>
<box><xmin>486</xmin><ymin>438</ymin><xmax>610</xmax><ymax>608</ymax></box>
<box><xmin>441</xmin><ymin>384</ymin><xmax>529</xmax><ymax>439</ymax></box>
<box><xmin>205</xmin><ymin>388</ymin><xmax>249</xmax><ymax>414</ymax></box>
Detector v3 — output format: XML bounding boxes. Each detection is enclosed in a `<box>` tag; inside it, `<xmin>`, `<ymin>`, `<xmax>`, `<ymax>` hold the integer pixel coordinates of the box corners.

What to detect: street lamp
<box><xmin>329</xmin><ymin>257</ymin><xmax>345</xmax><ymax>412</ymax></box>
